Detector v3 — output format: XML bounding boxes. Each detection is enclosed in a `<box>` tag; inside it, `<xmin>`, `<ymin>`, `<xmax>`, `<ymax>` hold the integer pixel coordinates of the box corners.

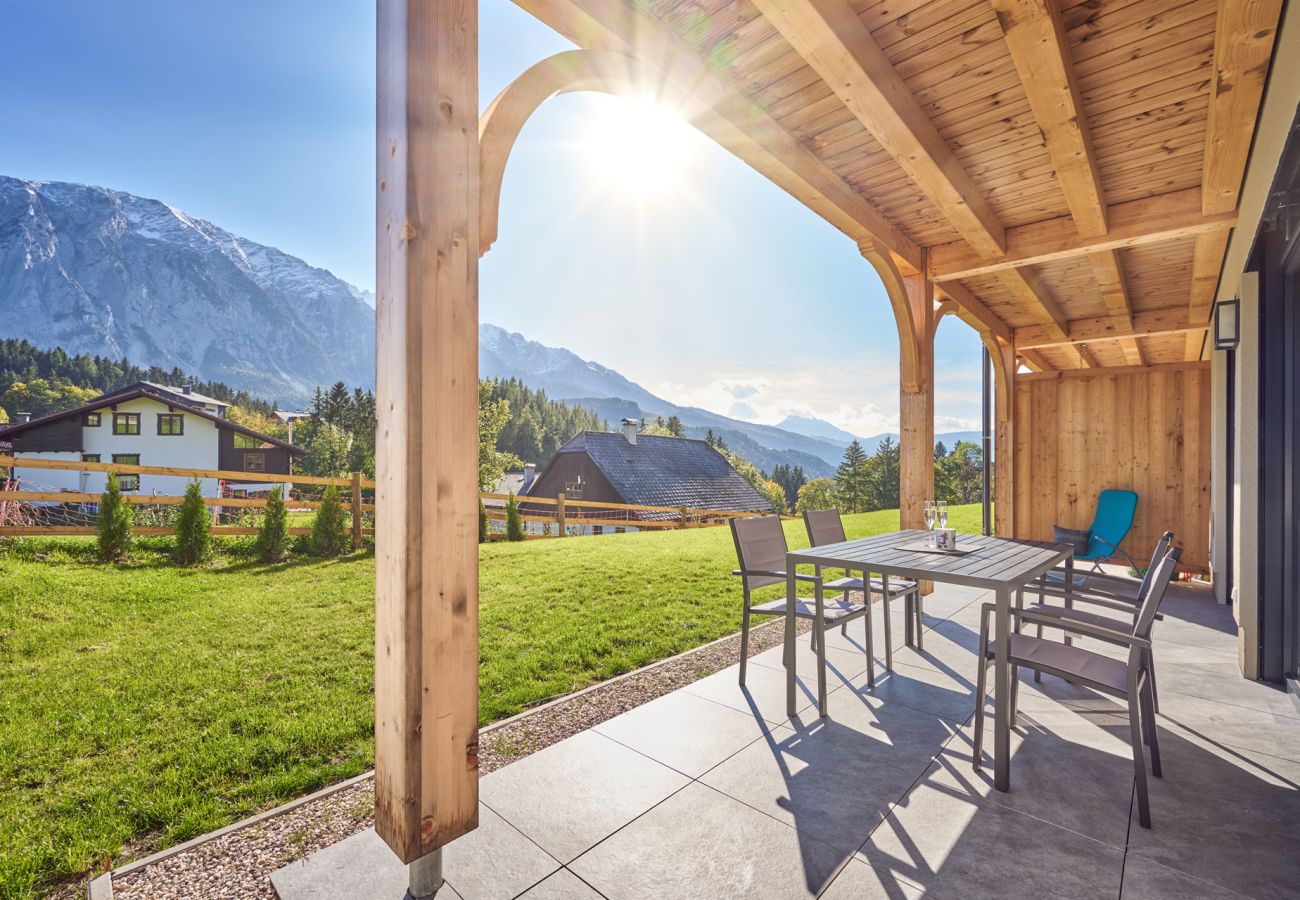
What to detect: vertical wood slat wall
<box><xmin>1012</xmin><ymin>363</ymin><xmax>1211</xmax><ymax>572</ymax></box>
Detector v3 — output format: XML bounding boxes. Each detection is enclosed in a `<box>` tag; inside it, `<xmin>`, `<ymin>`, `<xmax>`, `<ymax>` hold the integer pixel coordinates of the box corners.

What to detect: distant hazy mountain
<box><xmin>0</xmin><ymin>176</ymin><xmax>375</xmax><ymax>402</ymax></box>
<box><xmin>776</xmin><ymin>414</ymin><xmax>859</xmax><ymax>445</ymax></box>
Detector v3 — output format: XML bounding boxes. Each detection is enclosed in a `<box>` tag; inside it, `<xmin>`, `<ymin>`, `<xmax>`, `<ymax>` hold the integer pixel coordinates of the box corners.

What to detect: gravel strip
<box><xmin>109</xmin><ymin>616</ymin><xmax>810</xmax><ymax>900</ymax></box>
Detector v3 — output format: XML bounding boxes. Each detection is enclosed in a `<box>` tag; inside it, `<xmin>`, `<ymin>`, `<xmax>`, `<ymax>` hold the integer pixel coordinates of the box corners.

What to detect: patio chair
<box><xmin>973</xmin><ymin>547</ymin><xmax>1182</xmax><ymax>828</ymax></box>
<box><xmin>730</xmin><ymin>515</ymin><xmax>872</xmax><ymax>709</ymax></box>
<box><xmin>1063</xmin><ymin>489</ymin><xmax>1140</xmax><ymax>575</ymax></box>
<box><xmin>1021</xmin><ymin>531</ymin><xmax>1176</xmax><ymax>712</ymax></box>
<box><xmin>802</xmin><ymin>508</ymin><xmax>919</xmax><ymax>674</ymax></box>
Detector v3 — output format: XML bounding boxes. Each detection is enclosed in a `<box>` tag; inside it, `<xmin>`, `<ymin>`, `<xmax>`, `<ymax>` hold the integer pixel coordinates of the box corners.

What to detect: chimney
<box><xmin>16</xmin><ymin>412</ymin><xmax>31</xmax><ymax>424</ymax></box>
<box><xmin>182</xmin><ymin>385</ymin><xmax>193</xmax><ymax>395</ymax></box>
<box><xmin>621</xmin><ymin>418</ymin><xmax>639</xmax><ymax>445</ymax></box>
<box><xmin>522</xmin><ymin>462</ymin><xmax>537</xmax><ymax>492</ymax></box>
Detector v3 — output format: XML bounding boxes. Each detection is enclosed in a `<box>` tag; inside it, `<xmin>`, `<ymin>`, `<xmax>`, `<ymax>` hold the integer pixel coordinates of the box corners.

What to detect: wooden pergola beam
<box><xmin>997</xmin><ymin>268</ymin><xmax>1088</xmax><ymax>367</ymax></box>
<box><xmin>1186</xmin><ymin>0</ymin><xmax>1282</xmax><ymax>358</ymax></box>
<box><xmin>991</xmin><ymin>0</ymin><xmax>1106</xmax><ymax>238</ymax></box>
<box><xmin>1016</xmin><ymin>305</ymin><xmax>1205</xmax><ymax>350</ymax></box>
<box><xmin>509</xmin><ymin>0</ymin><xmax>922</xmax><ymax>272</ymax></box>
<box><xmin>751</xmin><ymin>0</ymin><xmax>1006</xmax><ymax>257</ymax></box>
<box><xmin>935</xmin><ymin>280</ymin><xmax>1013</xmax><ymax>345</ymax></box>
<box><xmin>1088</xmin><ymin>250</ymin><xmax>1145</xmax><ymax>365</ymax></box>
<box><xmin>929</xmin><ymin>188</ymin><xmax>1237</xmax><ymax>282</ymax></box>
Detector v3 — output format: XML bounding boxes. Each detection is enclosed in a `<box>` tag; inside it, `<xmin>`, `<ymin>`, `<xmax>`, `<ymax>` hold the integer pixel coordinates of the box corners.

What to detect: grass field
<box><xmin>0</xmin><ymin>505</ymin><xmax>982</xmax><ymax>898</ymax></box>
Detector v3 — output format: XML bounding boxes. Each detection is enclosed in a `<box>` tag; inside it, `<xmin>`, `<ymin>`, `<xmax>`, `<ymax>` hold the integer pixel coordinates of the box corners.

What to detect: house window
<box><xmin>112</xmin><ymin>413</ymin><xmax>140</xmax><ymax>435</ymax></box>
<box><xmin>112</xmin><ymin>454</ymin><xmax>140</xmax><ymax>491</ymax></box>
<box><xmin>157</xmin><ymin>413</ymin><xmax>184</xmax><ymax>436</ymax></box>
<box><xmin>85</xmin><ymin>412</ymin><xmax>101</xmax><ymax>427</ymax></box>
<box><xmin>82</xmin><ymin>454</ymin><xmax>100</xmax><ymax>463</ymax></box>
<box><xmin>243</xmin><ymin>452</ymin><xmax>266</xmax><ymax>473</ymax></box>
<box><xmin>232</xmin><ymin>433</ymin><xmax>261</xmax><ymax>449</ymax></box>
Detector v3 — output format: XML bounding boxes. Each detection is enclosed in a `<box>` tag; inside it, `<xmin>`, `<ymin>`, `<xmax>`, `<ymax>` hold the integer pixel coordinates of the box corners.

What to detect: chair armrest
<box><xmin>1011</xmin><ymin>607</ymin><xmax>1152</xmax><ymax>648</ymax></box>
<box><xmin>1033</xmin><ymin>585</ymin><xmax>1163</xmax><ymax>620</ymax></box>
<box><xmin>732</xmin><ymin>568</ymin><xmax>822</xmax><ymax>584</ymax></box>
<box><xmin>1040</xmin><ymin>566</ymin><xmax>1134</xmax><ymax>587</ymax></box>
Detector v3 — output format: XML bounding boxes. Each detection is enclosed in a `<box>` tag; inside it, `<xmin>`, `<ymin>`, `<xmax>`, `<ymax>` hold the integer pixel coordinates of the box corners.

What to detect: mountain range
<box><xmin>1</xmin><ymin>176</ymin><xmax>980</xmax><ymax>478</ymax></box>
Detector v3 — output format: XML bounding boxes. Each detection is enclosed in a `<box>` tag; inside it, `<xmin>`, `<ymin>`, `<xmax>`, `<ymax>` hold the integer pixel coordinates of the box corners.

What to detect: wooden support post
<box><xmin>556</xmin><ymin>492</ymin><xmax>567</xmax><ymax>537</ymax></box>
<box><xmin>374</xmin><ymin>0</ymin><xmax>480</xmax><ymax>865</ymax></box>
<box><xmin>351</xmin><ymin>471</ymin><xmax>363</xmax><ymax>551</ymax></box>
<box><xmin>899</xmin><ymin>270</ymin><xmax>935</xmax><ymax>594</ymax></box>
<box><xmin>679</xmin><ymin>505</ymin><xmax>688</xmax><ymax>529</ymax></box>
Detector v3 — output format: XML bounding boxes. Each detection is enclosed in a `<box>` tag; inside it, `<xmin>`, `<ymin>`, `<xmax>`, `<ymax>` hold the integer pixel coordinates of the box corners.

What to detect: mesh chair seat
<box><xmin>987</xmin><ymin>633</ymin><xmax>1129</xmax><ymax>694</ymax></box>
<box><xmin>750</xmin><ymin>594</ymin><xmax>863</xmax><ymax>621</ymax></box>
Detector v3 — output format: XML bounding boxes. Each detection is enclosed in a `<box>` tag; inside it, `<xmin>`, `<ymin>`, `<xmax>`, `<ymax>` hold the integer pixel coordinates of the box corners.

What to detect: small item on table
<box><xmin>935</xmin><ymin>527</ymin><xmax>957</xmax><ymax>551</ymax></box>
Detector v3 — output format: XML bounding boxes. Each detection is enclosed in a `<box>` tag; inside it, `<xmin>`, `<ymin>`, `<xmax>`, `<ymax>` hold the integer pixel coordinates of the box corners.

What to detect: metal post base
<box><xmin>407</xmin><ymin>848</ymin><xmax>443</xmax><ymax>899</ymax></box>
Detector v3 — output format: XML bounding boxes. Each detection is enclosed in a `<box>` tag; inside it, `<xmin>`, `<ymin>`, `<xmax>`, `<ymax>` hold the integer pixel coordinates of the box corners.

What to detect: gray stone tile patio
<box><xmin>274</xmin><ymin>581</ymin><xmax>1300</xmax><ymax>899</ymax></box>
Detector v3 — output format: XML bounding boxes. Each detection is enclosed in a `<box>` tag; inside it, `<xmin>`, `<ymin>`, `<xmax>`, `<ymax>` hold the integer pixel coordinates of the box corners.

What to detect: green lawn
<box><xmin>0</xmin><ymin>505</ymin><xmax>982</xmax><ymax>898</ymax></box>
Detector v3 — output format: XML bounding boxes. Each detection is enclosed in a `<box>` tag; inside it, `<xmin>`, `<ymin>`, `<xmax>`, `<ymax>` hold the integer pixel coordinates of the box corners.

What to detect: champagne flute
<box><xmin>936</xmin><ymin>500</ymin><xmax>949</xmax><ymax>530</ymax></box>
<box><xmin>923</xmin><ymin>500</ymin><xmax>936</xmax><ymax>545</ymax></box>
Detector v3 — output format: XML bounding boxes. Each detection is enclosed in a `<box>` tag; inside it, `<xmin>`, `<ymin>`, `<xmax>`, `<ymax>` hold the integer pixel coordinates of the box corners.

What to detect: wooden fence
<box><xmin>0</xmin><ymin>456</ymin><xmax>766</xmax><ymax>544</ymax></box>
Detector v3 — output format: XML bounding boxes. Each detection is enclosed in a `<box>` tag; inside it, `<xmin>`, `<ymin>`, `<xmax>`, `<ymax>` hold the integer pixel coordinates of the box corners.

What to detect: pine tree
<box><xmin>96</xmin><ymin>472</ymin><xmax>133</xmax><ymax>562</ymax></box>
<box><xmin>835</xmin><ymin>440</ymin><xmax>871</xmax><ymax>513</ymax></box>
<box><xmin>478</xmin><ymin>497</ymin><xmax>489</xmax><ymax>544</ymax></box>
<box><xmin>174</xmin><ymin>479</ymin><xmax>210</xmax><ymax>564</ymax></box>
<box><xmin>869</xmin><ymin>436</ymin><xmax>901</xmax><ymax>510</ymax></box>
<box><xmin>256</xmin><ymin>486</ymin><xmax>290</xmax><ymax>562</ymax></box>
<box><xmin>311</xmin><ymin>484</ymin><xmax>349</xmax><ymax>557</ymax></box>
<box><xmin>505</xmin><ymin>492</ymin><xmax>525</xmax><ymax>542</ymax></box>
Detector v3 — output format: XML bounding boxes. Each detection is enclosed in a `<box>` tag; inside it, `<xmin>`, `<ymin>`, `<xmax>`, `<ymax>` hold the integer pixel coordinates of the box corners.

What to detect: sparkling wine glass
<box><xmin>936</xmin><ymin>500</ymin><xmax>949</xmax><ymax>530</ymax></box>
<box><xmin>923</xmin><ymin>500</ymin><xmax>936</xmax><ymax>544</ymax></box>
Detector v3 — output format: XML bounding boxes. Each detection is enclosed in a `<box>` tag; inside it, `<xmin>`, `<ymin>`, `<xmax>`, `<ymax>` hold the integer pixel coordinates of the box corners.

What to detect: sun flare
<box><xmin>581</xmin><ymin>95</ymin><xmax>696</xmax><ymax>198</ymax></box>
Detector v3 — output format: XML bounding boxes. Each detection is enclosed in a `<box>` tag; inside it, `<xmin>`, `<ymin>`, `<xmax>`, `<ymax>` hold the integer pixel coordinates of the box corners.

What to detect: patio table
<box><xmin>784</xmin><ymin>529</ymin><xmax>1073</xmax><ymax>792</ymax></box>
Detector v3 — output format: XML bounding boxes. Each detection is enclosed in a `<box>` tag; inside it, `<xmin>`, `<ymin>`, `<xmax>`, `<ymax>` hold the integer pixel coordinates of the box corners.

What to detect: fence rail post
<box><xmin>679</xmin><ymin>505</ymin><xmax>688</xmax><ymax>529</ymax></box>
<box><xmin>557</xmin><ymin>492</ymin><xmax>567</xmax><ymax>537</ymax></box>
<box><xmin>351</xmin><ymin>471</ymin><xmax>363</xmax><ymax>550</ymax></box>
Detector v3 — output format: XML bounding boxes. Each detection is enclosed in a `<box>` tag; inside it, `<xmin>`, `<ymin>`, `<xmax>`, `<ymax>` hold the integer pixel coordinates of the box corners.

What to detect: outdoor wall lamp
<box><xmin>1214</xmin><ymin>298</ymin><xmax>1241</xmax><ymax>350</ymax></box>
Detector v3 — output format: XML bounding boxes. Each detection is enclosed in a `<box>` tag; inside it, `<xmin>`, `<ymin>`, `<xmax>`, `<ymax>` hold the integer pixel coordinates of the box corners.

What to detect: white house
<box><xmin>0</xmin><ymin>382</ymin><xmax>305</xmax><ymax>498</ymax></box>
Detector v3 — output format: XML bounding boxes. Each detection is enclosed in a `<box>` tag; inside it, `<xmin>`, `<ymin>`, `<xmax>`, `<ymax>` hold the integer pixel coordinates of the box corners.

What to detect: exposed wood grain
<box><xmin>1016</xmin><ymin>304</ymin><xmax>1204</xmax><ymax>349</ymax></box>
<box><xmin>751</xmin><ymin>0</ymin><xmax>1006</xmax><ymax>255</ymax></box>
<box><xmin>992</xmin><ymin>0</ymin><xmax>1107</xmax><ymax>237</ymax></box>
<box><xmin>929</xmin><ymin>188</ymin><xmax>1236</xmax><ymax>281</ymax></box>
<box><xmin>375</xmin><ymin>0</ymin><xmax>480</xmax><ymax>862</ymax></box>
<box><xmin>1088</xmin><ymin>250</ymin><xmax>1145</xmax><ymax>364</ymax></box>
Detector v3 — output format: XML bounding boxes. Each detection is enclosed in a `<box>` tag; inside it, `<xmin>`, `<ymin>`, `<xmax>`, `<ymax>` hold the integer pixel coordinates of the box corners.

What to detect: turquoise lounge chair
<box><xmin>1045</xmin><ymin>489</ymin><xmax>1139</xmax><ymax>588</ymax></box>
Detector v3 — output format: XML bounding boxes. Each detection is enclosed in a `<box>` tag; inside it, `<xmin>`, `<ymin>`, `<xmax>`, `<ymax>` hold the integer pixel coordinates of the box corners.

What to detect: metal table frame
<box><xmin>784</xmin><ymin>529</ymin><xmax>1073</xmax><ymax>791</ymax></box>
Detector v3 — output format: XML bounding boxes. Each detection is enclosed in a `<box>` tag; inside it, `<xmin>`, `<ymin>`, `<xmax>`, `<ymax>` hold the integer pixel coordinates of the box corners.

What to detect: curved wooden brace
<box><xmin>857</xmin><ymin>240</ymin><xmax>922</xmax><ymax>392</ymax></box>
<box><xmin>479</xmin><ymin>49</ymin><xmax>663</xmax><ymax>256</ymax></box>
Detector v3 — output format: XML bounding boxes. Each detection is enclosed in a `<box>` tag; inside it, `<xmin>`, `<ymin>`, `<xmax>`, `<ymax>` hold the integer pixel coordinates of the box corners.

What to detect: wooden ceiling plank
<box><xmin>750</xmin><ymin>0</ymin><xmax>1007</xmax><ymax>256</ymax></box>
<box><xmin>929</xmin><ymin>187</ymin><xmax>1236</xmax><ymax>281</ymax></box>
<box><xmin>992</xmin><ymin>0</ymin><xmax>1108</xmax><ymax>238</ymax></box>
<box><xmin>1088</xmin><ymin>250</ymin><xmax>1145</xmax><ymax>365</ymax></box>
<box><xmin>997</xmin><ymin>267</ymin><xmax>1089</xmax><ymax>367</ymax></box>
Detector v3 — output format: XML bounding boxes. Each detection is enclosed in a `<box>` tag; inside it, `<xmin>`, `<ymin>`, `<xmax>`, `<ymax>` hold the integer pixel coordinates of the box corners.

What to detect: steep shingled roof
<box><xmin>548</xmin><ymin>431</ymin><xmax>773</xmax><ymax>514</ymax></box>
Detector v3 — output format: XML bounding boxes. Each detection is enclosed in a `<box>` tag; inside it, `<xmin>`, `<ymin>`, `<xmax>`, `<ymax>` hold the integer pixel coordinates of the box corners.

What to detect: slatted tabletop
<box><xmin>786</xmin><ymin>529</ymin><xmax>1072</xmax><ymax>590</ymax></box>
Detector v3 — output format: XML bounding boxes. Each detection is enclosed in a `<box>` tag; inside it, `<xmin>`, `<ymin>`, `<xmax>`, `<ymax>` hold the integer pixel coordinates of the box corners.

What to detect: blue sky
<box><xmin>0</xmin><ymin>0</ymin><xmax>983</xmax><ymax>436</ymax></box>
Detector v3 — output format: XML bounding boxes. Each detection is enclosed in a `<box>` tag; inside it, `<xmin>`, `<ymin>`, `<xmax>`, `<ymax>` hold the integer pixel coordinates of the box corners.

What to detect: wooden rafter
<box><xmin>991</xmin><ymin>0</ymin><xmax>1106</xmax><ymax>238</ymax></box>
<box><xmin>935</xmin><ymin>280</ymin><xmax>1013</xmax><ymax>345</ymax></box>
<box><xmin>1018</xmin><ymin>348</ymin><xmax>1052</xmax><ymax>372</ymax></box>
<box><xmin>750</xmin><ymin>0</ymin><xmax>1006</xmax><ymax>256</ymax></box>
<box><xmin>1185</xmin><ymin>0</ymin><xmax>1283</xmax><ymax>358</ymax></box>
<box><xmin>929</xmin><ymin>189</ymin><xmax>1237</xmax><ymax>282</ymax></box>
<box><xmin>1088</xmin><ymin>251</ymin><xmax>1145</xmax><ymax>366</ymax></box>
<box><xmin>509</xmin><ymin>0</ymin><xmax>923</xmax><ymax>272</ymax></box>
<box><xmin>998</xmin><ymin>268</ymin><xmax>1089</xmax><ymax>367</ymax></box>
<box><xmin>1016</xmin><ymin>306</ymin><xmax>1208</xmax><ymax>350</ymax></box>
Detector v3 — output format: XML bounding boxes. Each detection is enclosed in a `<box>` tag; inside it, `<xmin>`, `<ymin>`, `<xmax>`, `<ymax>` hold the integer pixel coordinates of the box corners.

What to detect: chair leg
<box><xmin>739</xmin><ymin>606</ymin><xmax>751</xmax><ymax>686</ymax></box>
<box><xmin>1141</xmin><ymin>676</ymin><xmax>1162</xmax><ymax>778</ymax></box>
<box><xmin>815</xmin><ymin>616</ymin><xmax>828</xmax><ymax>717</ymax></box>
<box><xmin>1128</xmin><ymin>691</ymin><xmax>1151</xmax><ymax>828</ymax></box>
<box><xmin>882</xmin><ymin>588</ymin><xmax>894</xmax><ymax>672</ymax></box>
<box><xmin>973</xmin><ymin>658</ymin><xmax>989</xmax><ymax>768</ymax></box>
<box><xmin>864</xmin><ymin>606</ymin><xmax>876</xmax><ymax>689</ymax></box>
<box><xmin>1034</xmin><ymin>620</ymin><xmax>1044</xmax><ymax>683</ymax></box>
<box><xmin>904</xmin><ymin>595</ymin><xmax>914</xmax><ymax>647</ymax></box>
<box><xmin>914</xmin><ymin>590</ymin><xmax>925</xmax><ymax>650</ymax></box>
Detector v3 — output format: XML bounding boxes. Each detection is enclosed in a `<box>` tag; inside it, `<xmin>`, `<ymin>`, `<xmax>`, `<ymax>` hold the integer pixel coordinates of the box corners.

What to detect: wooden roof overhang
<box><xmin>509</xmin><ymin>0</ymin><xmax>1284</xmax><ymax>371</ymax></box>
